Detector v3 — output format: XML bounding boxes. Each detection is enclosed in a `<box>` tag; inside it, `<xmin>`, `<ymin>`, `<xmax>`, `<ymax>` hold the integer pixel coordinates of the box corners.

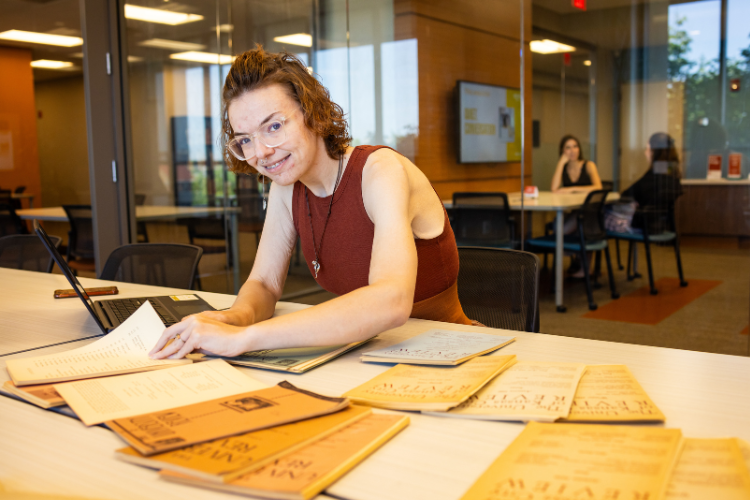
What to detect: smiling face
<box><xmin>227</xmin><ymin>84</ymin><xmax>322</xmax><ymax>186</ymax></box>
<box><xmin>563</xmin><ymin>139</ymin><xmax>581</xmax><ymax>162</ymax></box>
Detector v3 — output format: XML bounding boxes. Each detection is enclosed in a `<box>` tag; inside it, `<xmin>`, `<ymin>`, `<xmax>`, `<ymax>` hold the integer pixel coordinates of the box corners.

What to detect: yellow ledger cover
<box><xmin>461</xmin><ymin>422</ymin><xmax>684</xmax><ymax>500</ymax></box>
<box><xmin>665</xmin><ymin>438</ymin><xmax>750</xmax><ymax>499</ymax></box>
<box><xmin>427</xmin><ymin>361</ymin><xmax>586</xmax><ymax>421</ymax></box>
<box><xmin>1</xmin><ymin>380</ymin><xmax>65</xmax><ymax>409</ymax></box>
<box><xmin>107</xmin><ymin>381</ymin><xmax>349</xmax><ymax>456</ymax></box>
<box><xmin>343</xmin><ymin>355</ymin><xmax>516</xmax><ymax>411</ymax></box>
<box><xmin>561</xmin><ymin>364</ymin><xmax>666</xmax><ymax>422</ymax></box>
<box><xmin>116</xmin><ymin>405</ymin><xmax>372</xmax><ymax>483</ymax></box>
<box><xmin>161</xmin><ymin>413</ymin><xmax>410</xmax><ymax>500</ymax></box>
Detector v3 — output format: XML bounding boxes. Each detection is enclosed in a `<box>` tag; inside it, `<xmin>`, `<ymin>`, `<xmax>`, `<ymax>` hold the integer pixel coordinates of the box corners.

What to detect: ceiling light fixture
<box><xmin>170</xmin><ymin>51</ymin><xmax>235</xmax><ymax>64</ymax></box>
<box><xmin>273</xmin><ymin>33</ymin><xmax>312</xmax><ymax>47</ymax></box>
<box><xmin>124</xmin><ymin>4</ymin><xmax>203</xmax><ymax>25</ymax></box>
<box><xmin>30</xmin><ymin>60</ymin><xmax>75</xmax><ymax>69</ymax></box>
<box><xmin>530</xmin><ymin>39</ymin><xmax>576</xmax><ymax>54</ymax></box>
<box><xmin>139</xmin><ymin>38</ymin><xmax>205</xmax><ymax>51</ymax></box>
<box><xmin>0</xmin><ymin>30</ymin><xmax>82</xmax><ymax>47</ymax></box>
<box><xmin>583</xmin><ymin>60</ymin><xmax>592</xmax><ymax>66</ymax></box>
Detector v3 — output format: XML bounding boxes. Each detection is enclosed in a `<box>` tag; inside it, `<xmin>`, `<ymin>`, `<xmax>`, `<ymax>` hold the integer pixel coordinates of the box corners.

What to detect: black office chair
<box><xmin>62</xmin><ymin>204</ymin><xmax>96</xmax><ymax>275</ymax></box>
<box><xmin>449</xmin><ymin>192</ymin><xmax>515</xmax><ymax>248</ymax></box>
<box><xmin>0</xmin><ymin>234</ymin><xmax>61</xmax><ymax>272</ymax></box>
<box><xmin>457</xmin><ymin>247</ymin><xmax>540</xmax><ymax>332</ymax></box>
<box><xmin>134</xmin><ymin>193</ymin><xmax>149</xmax><ymax>243</ymax></box>
<box><xmin>14</xmin><ymin>186</ymin><xmax>26</xmax><ymax>194</ymax></box>
<box><xmin>528</xmin><ymin>190</ymin><xmax>619</xmax><ymax>311</ymax></box>
<box><xmin>607</xmin><ymin>204</ymin><xmax>687</xmax><ymax>295</ymax></box>
<box><xmin>0</xmin><ymin>204</ymin><xmax>28</xmax><ymax>236</ymax></box>
<box><xmin>99</xmin><ymin>243</ymin><xmax>203</xmax><ymax>290</ymax></box>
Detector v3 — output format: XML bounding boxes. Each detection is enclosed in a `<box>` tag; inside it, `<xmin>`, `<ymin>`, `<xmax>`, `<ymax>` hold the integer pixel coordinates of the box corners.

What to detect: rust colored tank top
<box><xmin>292</xmin><ymin>145</ymin><xmax>471</xmax><ymax>325</ymax></box>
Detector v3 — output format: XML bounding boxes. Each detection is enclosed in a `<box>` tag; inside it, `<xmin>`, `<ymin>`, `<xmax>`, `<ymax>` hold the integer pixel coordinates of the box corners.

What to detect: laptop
<box><xmin>34</xmin><ymin>220</ymin><xmax>216</xmax><ymax>334</ymax></box>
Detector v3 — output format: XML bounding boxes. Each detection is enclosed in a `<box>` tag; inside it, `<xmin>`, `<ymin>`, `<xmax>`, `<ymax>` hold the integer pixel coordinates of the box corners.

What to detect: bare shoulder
<box><xmin>586</xmin><ymin>160</ymin><xmax>599</xmax><ymax>172</ymax></box>
<box><xmin>363</xmin><ymin>147</ymin><xmax>411</xmax><ymax>178</ymax></box>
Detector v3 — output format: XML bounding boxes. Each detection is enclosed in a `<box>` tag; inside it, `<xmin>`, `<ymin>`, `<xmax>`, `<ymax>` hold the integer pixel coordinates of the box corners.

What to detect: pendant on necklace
<box><xmin>312</xmin><ymin>260</ymin><xmax>320</xmax><ymax>279</ymax></box>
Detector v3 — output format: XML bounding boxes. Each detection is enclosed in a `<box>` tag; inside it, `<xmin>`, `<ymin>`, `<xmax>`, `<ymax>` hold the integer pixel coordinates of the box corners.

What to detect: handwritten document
<box><xmin>54</xmin><ymin>359</ymin><xmax>267</xmax><ymax>426</ymax></box>
<box><xmin>7</xmin><ymin>302</ymin><xmax>189</xmax><ymax>386</ymax></box>
<box><xmin>343</xmin><ymin>355</ymin><xmax>517</xmax><ymax>411</ymax></box>
<box><xmin>561</xmin><ymin>364</ymin><xmax>666</xmax><ymax>422</ymax></box>
<box><xmin>362</xmin><ymin>329</ymin><xmax>515</xmax><ymax>365</ymax></box>
<box><xmin>433</xmin><ymin>361</ymin><xmax>586</xmax><ymax>421</ymax></box>
<box><xmin>666</xmin><ymin>438</ymin><xmax>750</xmax><ymax>500</ymax></box>
<box><xmin>461</xmin><ymin>422</ymin><xmax>683</xmax><ymax>500</ymax></box>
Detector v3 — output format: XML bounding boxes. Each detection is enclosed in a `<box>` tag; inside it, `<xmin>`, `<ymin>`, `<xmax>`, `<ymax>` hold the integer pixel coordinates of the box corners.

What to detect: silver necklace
<box><xmin>304</xmin><ymin>156</ymin><xmax>344</xmax><ymax>279</ymax></box>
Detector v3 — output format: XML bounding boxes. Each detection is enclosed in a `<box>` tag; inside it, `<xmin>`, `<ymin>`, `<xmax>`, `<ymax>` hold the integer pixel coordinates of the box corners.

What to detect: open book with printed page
<box><xmin>116</xmin><ymin>405</ymin><xmax>372</xmax><ymax>483</ymax></box>
<box><xmin>200</xmin><ymin>338</ymin><xmax>374</xmax><ymax>373</ymax></box>
<box><xmin>160</xmin><ymin>413</ymin><xmax>410</xmax><ymax>500</ymax></box>
<box><xmin>0</xmin><ymin>380</ymin><xmax>66</xmax><ymax>409</ymax></box>
<box><xmin>360</xmin><ymin>329</ymin><xmax>516</xmax><ymax>365</ymax></box>
<box><xmin>5</xmin><ymin>302</ymin><xmax>190</xmax><ymax>386</ymax></box>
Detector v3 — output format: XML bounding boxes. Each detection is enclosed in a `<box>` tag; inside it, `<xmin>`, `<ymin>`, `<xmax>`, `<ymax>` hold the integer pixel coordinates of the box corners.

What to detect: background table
<box><xmin>1</xmin><ymin>268</ymin><xmax>749</xmax><ymax>500</ymax></box>
<box><xmin>446</xmin><ymin>191</ymin><xmax>620</xmax><ymax>311</ymax></box>
<box><xmin>17</xmin><ymin>205</ymin><xmax>242</xmax><ymax>293</ymax></box>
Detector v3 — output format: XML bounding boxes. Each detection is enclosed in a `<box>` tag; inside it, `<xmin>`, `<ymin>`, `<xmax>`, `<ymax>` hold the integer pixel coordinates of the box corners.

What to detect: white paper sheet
<box><xmin>55</xmin><ymin>359</ymin><xmax>268</xmax><ymax>425</ymax></box>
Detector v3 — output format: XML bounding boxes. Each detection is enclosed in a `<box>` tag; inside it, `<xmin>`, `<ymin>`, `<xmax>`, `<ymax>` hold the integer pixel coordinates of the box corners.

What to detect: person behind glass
<box><xmin>150</xmin><ymin>46</ymin><xmax>473</xmax><ymax>360</ymax></box>
<box><xmin>621</xmin><ymin>132</ymin><xmax>682</xmax><ymax>232</ymax></box>
<box><xmin>551</xmin><ymin>135</ymin><xmax>603</xmax><ymax>195</ymax></box>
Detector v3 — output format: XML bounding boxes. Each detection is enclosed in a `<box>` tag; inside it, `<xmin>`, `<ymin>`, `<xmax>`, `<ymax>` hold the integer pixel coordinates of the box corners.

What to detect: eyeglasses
<box><xmin>226</xmin><ymin>116</ymin><xmax>287</xmax><ymax>161</ymax></box>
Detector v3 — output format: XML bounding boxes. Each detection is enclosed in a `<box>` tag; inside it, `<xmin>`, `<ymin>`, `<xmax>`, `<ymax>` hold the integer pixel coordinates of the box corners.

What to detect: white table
<box><xmin>1</xmin><ymin>269</ymin><xmax>749</xmax><ymax>500</ymax></box>
<box><xmin>446</xmin><ymin>191</ymin><xmax>620</xmax><ymax>311</ymax></box>
<box><xmin>17</xmin><ymin>205</ymin><xmax>242</xmax><ymax>293</ymax></box>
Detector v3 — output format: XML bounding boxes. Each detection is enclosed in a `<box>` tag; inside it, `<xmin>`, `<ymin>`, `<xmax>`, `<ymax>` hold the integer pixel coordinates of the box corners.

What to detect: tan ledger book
<box><xmin>360</xmin><ymin>329</ymin><xmax>515</xmax><ymax>365</ymax></box>
<box><xmin>425</xmin><ymin>360</ymin><xmax>586</xmax><ymax>421</ymax></box>
<box><xmin>108</xmin><ymin>381</ymin><xmax>350</xmax><ymax>456</ymax></box>
<box><xmin>343</xmin><ymin>355</ymin><xmax>516</xmax><ymax>411</ymax></box>
<box><xmin>461</xmin><ymin>422</ymin><xmax>684</xmax><ymax>500</ymax></box>
<box><xmin>1</xmin><ymin>380</ymin><xmax>65</xmax><ymax>409</ymax></box>
<box><xmin>210</xmin><ymin>339</ymin><xmax>372</xmax><ymax>373</ymax></box>
<box><xmin>160</xmin><ymin>413</ymin><xmax>410</xmax><ymax>500</ymax></box>
<box><xmin>54</xmin><ymin>359</ymin><xmax>267</xmax><ymax>426</ymax></box>
<box><xmin>561</xmin><ymin>364</ymin><xmax>666</xmax><ymax>422</ymax></box>
<box><xmin>665</xmin><ymin>438</ymin><xmax>750</xmax><ymax>500</ymax></box>
<box><xmin>116</xmin><ymin>405</ymin><xmax>372</xmax><ymax>483</ymax></box>
<box><xmin>6</xmin><ymin>302</ymin><xmax>189</xmax><ymax>386</ymax></box>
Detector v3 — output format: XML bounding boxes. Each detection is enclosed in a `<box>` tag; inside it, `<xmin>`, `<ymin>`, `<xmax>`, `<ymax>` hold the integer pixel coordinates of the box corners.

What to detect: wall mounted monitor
<box><xmin>457</xmin><ymin>80</ymin><xmax>522</xmax><ymax>163</ymax></box>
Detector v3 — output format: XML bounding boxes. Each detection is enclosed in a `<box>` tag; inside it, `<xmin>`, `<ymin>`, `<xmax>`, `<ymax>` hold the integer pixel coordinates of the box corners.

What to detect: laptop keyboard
<box><xmin>109</xmin><ymin>298</ymin><xmax>177</xmax><ymax>326</ymax></box>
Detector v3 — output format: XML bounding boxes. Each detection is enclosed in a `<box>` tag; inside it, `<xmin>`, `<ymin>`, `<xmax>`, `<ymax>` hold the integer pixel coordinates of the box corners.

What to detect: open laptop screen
<box><xmin>33</xmin><ymin>219</ymin><xmax>108</xmax><ymax>334</ymax></box>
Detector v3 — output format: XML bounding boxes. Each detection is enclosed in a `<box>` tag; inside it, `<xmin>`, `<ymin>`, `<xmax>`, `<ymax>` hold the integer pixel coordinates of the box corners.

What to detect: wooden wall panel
<box><xmin>0</xmin><ymin>47</ymin><xmax>42</xmax><ymax>205</ymax></box>
<box><xmin>395</xmin><ymin>0</ymin><xmax>533</xmax><ymax>198</ymax></box>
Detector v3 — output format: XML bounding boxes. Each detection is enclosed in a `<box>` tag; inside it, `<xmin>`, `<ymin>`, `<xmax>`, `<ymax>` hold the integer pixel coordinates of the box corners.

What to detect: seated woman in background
<box><xmin>150</xmin><ymin>46</ymin><xmax>472</xmax><ymax>360</ymax></box>
<box><xmin>621</xmin><ymin>132</ymin><xmax>683</xmax><ymax>232</ymax></box>
<box><xmin>551</xmin><ymin>135</ymin><xmax>603</xmax><ymax>194</ymax></box>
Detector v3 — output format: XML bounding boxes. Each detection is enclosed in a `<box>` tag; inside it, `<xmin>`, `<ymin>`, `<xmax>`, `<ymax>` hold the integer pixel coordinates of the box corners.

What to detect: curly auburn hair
<box><xmin>221</xmin><ymin>45</ymin><xmax>351</xmax><ymax>174</ymax></box>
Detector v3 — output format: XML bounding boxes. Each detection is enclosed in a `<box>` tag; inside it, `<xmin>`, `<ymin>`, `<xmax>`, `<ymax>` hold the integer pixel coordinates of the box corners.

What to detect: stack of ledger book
<box><xmin>460</xmin><ymin>422</ymin><xmax>750</xmax><ymax>500</ymax></box>
<box><xmin>1</xmin><ymin>303</ymin><xmax>410</xmax><ymax>500</ymax></box>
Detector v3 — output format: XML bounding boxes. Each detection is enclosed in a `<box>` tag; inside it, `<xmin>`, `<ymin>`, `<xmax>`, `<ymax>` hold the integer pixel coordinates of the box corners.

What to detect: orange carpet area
<box><xmin>583</xmin><ymin>277</ymin><xmax>722</xmax><ymax>325</ymax></box>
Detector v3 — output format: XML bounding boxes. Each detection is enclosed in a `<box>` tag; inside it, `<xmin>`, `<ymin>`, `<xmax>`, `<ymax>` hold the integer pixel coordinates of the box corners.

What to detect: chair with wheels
<box><xmin>457</xmin><ymin>247</ymin><xmax>540</xmax><ymax>332</ymax></box>
<box><xmin>0</xmin><ymin>234</ymin><xmax>62</xmax><ymax>272</ymax></box>
<box><xmin>0</xmin><ymin>204</ymin><xmax>28</xmax><ymax>236</ymax></box>
<box><xmin>607</xmin><ymin>204</ymin><xmax>687</xmax><ymax>295</ymax></box>
<box><xmin>527</xmin><ymin>189</ymin><xmax>619</xmax><ymax>311</ymax></box>
<box><xmin>62</xmin><ymin>205</ymin><xmax>96</xmax><ymax>275</ymax></box>
<box><xmin>449</xmin><ymin>192</ymin><xmax>515</xmax><ymax>248</ymax></box>
<box><xmin>99</xmin><ymin>243</ymin><xmax>203</xmax><ymax>290</ymax></box>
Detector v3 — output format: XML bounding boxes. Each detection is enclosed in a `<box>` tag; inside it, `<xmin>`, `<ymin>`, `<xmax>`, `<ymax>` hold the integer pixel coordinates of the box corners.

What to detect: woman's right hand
<box><xmin>558</xmin><ymin>153</ymin><xmax>569</xmax><ymax>166</ymax></box>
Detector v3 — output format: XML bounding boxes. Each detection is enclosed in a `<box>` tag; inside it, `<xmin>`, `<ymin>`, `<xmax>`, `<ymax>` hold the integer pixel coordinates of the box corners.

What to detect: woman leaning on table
<box><xmin>150</xmin><ymin>46</ymin><xmax>473</xmax><ymax>360</ymax></box>
<box><xmin>550</xmin><ymin>134</ymin><xmax>603</xmax><ymax>194</ymax></box>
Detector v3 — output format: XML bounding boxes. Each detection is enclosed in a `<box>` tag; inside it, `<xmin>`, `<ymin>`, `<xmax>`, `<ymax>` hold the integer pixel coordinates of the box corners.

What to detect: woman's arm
<box><xmin>550</xmin><ymin>154</ymin><xmax>567</xmax><ymax>192</ymax></box>
<box><xmin>150</xmin><ymin>154</ymin><xmax>418</xmax><ymax>359</ymax></box>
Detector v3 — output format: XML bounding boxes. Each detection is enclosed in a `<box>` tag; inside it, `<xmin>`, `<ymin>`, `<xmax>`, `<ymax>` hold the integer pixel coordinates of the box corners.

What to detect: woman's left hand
<box><xmin>149</xmin><ymin>314</ymin><xmax>250</xmax><ymax>359</ymax></box>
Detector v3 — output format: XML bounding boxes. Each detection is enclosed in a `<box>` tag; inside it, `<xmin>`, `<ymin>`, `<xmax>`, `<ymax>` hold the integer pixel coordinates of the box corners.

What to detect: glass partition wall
<box><xmin>118</xmin><ymin>0</ymin><xmax>748</xmax><ymax>356</ymax></box>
